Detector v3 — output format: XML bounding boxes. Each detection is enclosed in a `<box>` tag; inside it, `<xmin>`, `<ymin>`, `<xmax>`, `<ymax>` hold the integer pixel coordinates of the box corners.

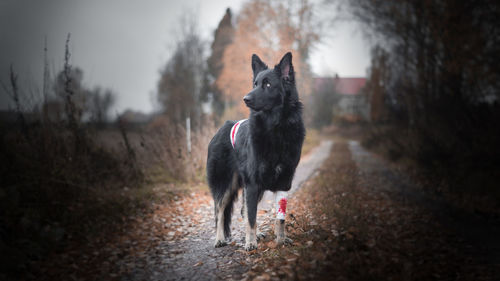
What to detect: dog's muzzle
<box><xmin>243</xmin><ymin>94</ymin><xmax>254</xmax><ymax>108</ymax></box>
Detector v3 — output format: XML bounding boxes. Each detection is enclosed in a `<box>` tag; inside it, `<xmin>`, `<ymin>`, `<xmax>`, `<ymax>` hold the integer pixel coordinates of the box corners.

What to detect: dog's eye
<box><xmin>254</xmin><ymin>81</ymin><xmax>258</xmax><ymax>88</ymax></box>
<box><xmin>265</xmin><ymin>83</ymin><xmax>271</xmax><ymax>88</ymax></box>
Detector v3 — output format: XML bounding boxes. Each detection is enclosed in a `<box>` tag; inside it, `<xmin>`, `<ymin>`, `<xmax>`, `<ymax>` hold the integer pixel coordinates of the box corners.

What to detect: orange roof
<box><xmin>314</xmin><ymin>77</ymin><xmax>366</xmax><ymax>95</ymax></box>
<box><xmin>335</xmin><ymin>77</ymin><xmax>366</xmax><ymax>95</ymax></box>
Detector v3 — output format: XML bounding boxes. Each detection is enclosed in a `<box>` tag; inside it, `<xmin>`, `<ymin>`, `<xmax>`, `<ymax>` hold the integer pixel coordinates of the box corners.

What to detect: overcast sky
<box><xmin>0</xmin><ymin>0</ymin><xmax>370</xmax><ymax>114</ymax></box>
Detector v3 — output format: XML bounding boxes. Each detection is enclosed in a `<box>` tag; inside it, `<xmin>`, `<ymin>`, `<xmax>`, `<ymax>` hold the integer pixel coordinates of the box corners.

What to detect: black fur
<box><xmin>207</xmin><ymin>52</ymin><xmax>305</xmax><ymax>243</ymax></box>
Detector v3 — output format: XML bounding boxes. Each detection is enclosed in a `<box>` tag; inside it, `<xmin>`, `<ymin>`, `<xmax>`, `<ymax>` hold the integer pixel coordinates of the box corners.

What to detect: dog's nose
<box><xmin>243</xmin><ymin>95</ymin><xmax>251</xmax><ymax>105</ymax></box>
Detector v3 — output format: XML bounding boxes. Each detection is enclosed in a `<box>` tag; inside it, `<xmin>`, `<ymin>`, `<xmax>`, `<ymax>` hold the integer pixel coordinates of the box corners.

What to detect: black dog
<box><xmin>206</xmin><ymin>52</ymin><xmax>305</xmax><ymax>250</ymax></box>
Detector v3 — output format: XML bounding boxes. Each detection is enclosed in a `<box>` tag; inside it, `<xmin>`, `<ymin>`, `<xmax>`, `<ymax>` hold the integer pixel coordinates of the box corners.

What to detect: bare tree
<box><xmin>364</xmin><ymin>46</ymin><xmax>390</xmax><ymax>122</ymax></box>
<box><xmin>348</xmin><ymin>0</ymin><xmax>500</xmax><ymax>180</ymax></box>
<box><xmin>88</xmin><ymin>87</ymin><xmax>116</xmax><ymax>127</ymax></box>
<box><xmin>348</xmin><ymin>0</ymin><xmax>500</xmax><ymax>127</ymax></box>
<box><xmin>205</xmin><ymin>8</ymin><xmax>235</xmax><ymax>121</ymax></box>
<box><xmin>311</xmin><ymin>77</ymin><xmax>340</xmax><ymax>128</ymax></box>
<box><xmin>157</xmin><ymin>12</ymin><xmax>205</xmax><ymax>129</ymax></box>
<box><xmin>53</xmin><ymin>66</ymin><xmax>87</xmax><ymax>122</ymax></box>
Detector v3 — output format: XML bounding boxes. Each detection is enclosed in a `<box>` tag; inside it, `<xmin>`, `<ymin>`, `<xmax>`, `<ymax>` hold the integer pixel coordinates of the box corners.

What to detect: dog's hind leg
<box><xmin>223</xmin><ymin>173</ymin><xmax>240</xmax><ymax>240</ymax></box>
<box><xmin>214</xmin><ymin>173</ymin><xmax>239</xmax><ymax>247</ymax></box>
<box><xmin>214</xmin><ymin>197</ymin><xmax>230</xmax><ymax>247</ymax></box>
<box><xmin>240</xmin><ymin>188</ymin><xmax>246</xmax><ymax>220</ymax></box>
<box><xmin>214</xmin><ymin>200</ymin><xmax>226</xmax><ymax>247</ymax></box>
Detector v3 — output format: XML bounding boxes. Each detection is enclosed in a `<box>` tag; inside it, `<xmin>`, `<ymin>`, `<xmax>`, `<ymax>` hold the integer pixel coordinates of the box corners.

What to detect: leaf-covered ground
<box><xmin>29</xmin><ymin>139</ymin><xmax>499</xmax><ymax>280</ymax></box>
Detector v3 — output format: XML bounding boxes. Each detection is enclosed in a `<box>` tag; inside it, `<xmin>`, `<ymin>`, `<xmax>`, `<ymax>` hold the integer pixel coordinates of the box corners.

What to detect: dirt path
<box><xmin>118</xmin><ymin>140</ymin><xmax>333</xmax><ymax>281</ymax></box>
<box><xmin>281</xmin><ymin>140</ymin><xmax>500</xmax><ymax>280</ymax></box>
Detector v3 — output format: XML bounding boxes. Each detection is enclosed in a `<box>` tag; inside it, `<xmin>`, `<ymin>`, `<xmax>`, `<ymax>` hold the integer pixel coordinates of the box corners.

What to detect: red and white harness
<box><xmin>229</xmin><ymin>119</ymin><xmax>247</xmax><ymax>149</ymax></box>
<box><xmin>229</xmin><ymin>119</ymin><xmax>288</xmax><ymax>220</ymax></box>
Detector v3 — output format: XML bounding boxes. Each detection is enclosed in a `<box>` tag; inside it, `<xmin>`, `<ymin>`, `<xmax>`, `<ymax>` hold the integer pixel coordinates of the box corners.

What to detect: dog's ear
<box><xmin>278</xmin><ymin>52</ymin><xmax>294</xmax><ymax>82</ymax></box>
<box><xmin>252</xmin><ymin>54</ymin><xmax>268</xmax><ymax>79</ymax></box>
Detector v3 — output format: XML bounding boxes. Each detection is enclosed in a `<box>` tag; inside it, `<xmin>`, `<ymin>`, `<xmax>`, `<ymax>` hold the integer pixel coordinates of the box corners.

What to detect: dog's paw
<box><xmin>276</xmin><ymin>236</ymin><xmax>293</xmax><ymax>245</ymax></box>
<box><xmin>256</xmin><ymin>232</ymin><xmax>266</xmax><ymax>241</ymax></box>
<box><xmin>214</xmin><ymin>239</ymin><xmax>228</xmax><ymax>248</ymax></box>
<box><xmin>244</xmin><ymin>241</ymin><xmax>257</xmax><ymax>251</ymax></box>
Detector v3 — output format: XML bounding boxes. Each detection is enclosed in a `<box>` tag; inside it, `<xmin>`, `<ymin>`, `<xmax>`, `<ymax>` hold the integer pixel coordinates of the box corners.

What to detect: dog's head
<box><xmin>243</xmin><ymin>52</ymin><xmax>297</xmax><ymax>112</ymax></box>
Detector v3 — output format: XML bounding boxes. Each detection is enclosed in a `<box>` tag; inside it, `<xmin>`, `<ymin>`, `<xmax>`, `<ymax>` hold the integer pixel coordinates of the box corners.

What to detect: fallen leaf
<box><xmin>267</xmin><ymin>241</ymin><xmax>277</xmax><ymax>248</ymax></box>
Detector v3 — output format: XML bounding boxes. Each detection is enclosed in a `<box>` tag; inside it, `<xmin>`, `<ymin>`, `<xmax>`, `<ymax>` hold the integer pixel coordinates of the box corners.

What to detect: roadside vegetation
<box><xmin>0</xmin><ymin>36</ymin><xmax>214</xmax><ymax>279</ymax></box>
<box><xmin>343</xmin><ymin>0</ymin><xmax>500</xmax><ymax>216</ymax></box>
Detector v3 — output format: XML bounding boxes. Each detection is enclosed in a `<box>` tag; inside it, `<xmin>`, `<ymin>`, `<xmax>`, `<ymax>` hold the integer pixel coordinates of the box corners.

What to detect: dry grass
<box><xmin>301</xmin><ymin>128</ymin><xmax>320</xmax><ymax>156</ymax></box>
<box><xmin>95</xmin><ymin>115</ymin><xmax>216</xmax><ymax>184</ymax></box>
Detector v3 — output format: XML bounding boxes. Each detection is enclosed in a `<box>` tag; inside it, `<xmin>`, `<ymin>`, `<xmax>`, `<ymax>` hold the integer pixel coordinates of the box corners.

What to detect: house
<box><xmin>314</xmin><ymin>76</ymin><xmax>369</xmax><ymax>122</ymax></box>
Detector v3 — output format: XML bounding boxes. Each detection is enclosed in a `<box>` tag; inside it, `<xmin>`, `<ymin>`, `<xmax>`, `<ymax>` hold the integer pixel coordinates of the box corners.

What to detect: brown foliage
<box><xmin>207</xmin><ymin>8</ymin><xmax>235</xmax><ymax>80</ymax></box>
<box><xmin>206</xmin><ymin>8</ymin><xmax>236</xmax><ymax>119</ymax></box>
<box><xmin>243</xmin><ymin>141</ymin><xmax>496</xmax><ymax>280</ymax></box>
<box><xmin>216</xmin><ymin>0</ymin><xmax>319</xmax><ymax>119</ymax></box>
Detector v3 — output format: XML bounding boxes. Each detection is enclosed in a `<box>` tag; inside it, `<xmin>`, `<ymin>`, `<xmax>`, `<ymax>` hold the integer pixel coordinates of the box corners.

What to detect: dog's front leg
<box><xmin>244</xmin><ymin>187</ymin><xmax>259</xmax><ymax>251</ymax></box>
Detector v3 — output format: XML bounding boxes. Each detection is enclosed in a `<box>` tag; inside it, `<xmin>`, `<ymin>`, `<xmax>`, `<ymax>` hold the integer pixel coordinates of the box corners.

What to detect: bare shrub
<box><xmin>135</xmin><ymin>115</ymin><xmax>215</xmax><ymax>183</ymax></box>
